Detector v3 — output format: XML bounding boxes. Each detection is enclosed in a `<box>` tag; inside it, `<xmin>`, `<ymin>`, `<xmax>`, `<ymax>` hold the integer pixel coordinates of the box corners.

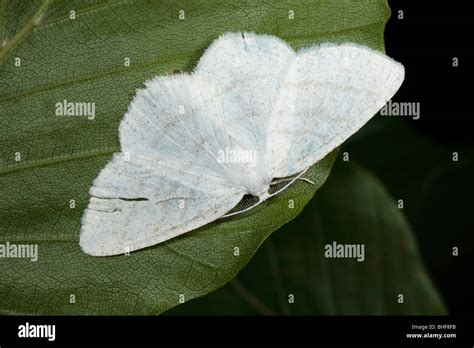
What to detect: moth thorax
<box><xmin>246</xmin><ymin>180</ymin><xmax>270</xmax><ymax>200</ymax></box>
<box><xmin>256</xmin><ymin>190</ymin><xmax>271</xmax><ymax>201</ymax></box>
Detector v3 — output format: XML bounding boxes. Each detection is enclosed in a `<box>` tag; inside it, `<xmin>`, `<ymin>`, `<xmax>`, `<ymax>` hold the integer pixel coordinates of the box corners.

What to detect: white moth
<box><xmin>80</xmin><ymin>32</ymin><xmax>404</xmax><ymax>256</ymax></box>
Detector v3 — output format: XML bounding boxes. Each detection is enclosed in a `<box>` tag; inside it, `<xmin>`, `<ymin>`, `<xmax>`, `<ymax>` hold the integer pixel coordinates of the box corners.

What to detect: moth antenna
<box><xmin>298</xmin><ymin>177</ymin><xmax>315</xmax><ymax>185</ymax></box>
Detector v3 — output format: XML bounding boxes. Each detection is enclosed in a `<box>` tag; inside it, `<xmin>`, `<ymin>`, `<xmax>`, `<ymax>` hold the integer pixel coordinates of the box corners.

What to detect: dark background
<box><xmin>375</xmin><ymin>0</ymin><xmax>474</xmax><ymax>314</ymax></box>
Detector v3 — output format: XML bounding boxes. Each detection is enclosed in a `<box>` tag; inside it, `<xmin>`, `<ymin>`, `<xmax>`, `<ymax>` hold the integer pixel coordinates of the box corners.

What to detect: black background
<box><xmin>384</xmin><ymin>0</ymin><xmax>473</xmax><ymax>315</ymax></box>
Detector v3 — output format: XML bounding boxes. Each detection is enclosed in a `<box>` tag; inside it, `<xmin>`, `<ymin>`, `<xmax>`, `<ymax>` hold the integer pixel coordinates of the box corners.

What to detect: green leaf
<box><xmin>0</xmin><ymin>0</ymin><xmax>390</xmax><ymax>314</ymax></box>
<box><xmin>167</xmin><ymin>162</ymin><xmax>446</xmax><ymax>315</ymax></box>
